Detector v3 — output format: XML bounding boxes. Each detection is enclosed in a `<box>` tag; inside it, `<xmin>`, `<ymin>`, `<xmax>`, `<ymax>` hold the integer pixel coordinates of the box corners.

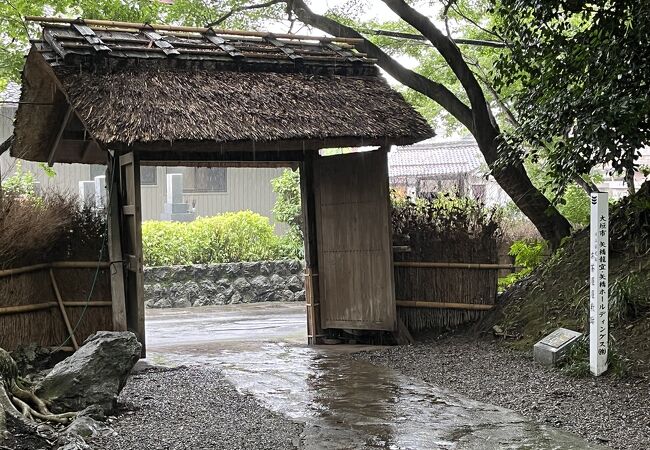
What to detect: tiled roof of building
<box><xmin>389</xmin><ymin>136</ymin><xmax>484</xmax><ymax>178</ymax></box>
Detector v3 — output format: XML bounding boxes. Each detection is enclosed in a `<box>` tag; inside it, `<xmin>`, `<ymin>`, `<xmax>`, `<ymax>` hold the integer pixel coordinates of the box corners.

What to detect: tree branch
<box><xmin>361</xmin><ymin>29</ymin><xmax>506</xmax><ymax>48</ymax></box>
<box><xmin>205</xmin><ymin>0</ymin><xmax>285</xmax><ymax>28</ymax></box>
<box><xmin>287</xmin><ymin>0</ymin><xmax>474</xmax><ymax>132</ymax></box>
<box><xmin>381</xmin><ymin>0</ymin><xmax>495</xmax><ymax>148</ymax></box>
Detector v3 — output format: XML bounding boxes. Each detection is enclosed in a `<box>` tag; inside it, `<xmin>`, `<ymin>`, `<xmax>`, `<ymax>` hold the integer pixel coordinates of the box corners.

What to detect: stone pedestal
<box><xmin>533</xmin><ymin>328</ymin><xmax>582</xmax><ymax>366</ymax></box>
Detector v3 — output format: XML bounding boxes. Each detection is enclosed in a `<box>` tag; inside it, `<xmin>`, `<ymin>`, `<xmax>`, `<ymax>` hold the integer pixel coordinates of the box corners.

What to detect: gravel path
<box><xmin>90</xmin><ymin>366</ymin><xmax>302</xmax><ymax>450</ymax></box>
<box><xmin>353</xmin><ymin>337</ymin><xmax>650</xmax><ymax>450</ymax></box>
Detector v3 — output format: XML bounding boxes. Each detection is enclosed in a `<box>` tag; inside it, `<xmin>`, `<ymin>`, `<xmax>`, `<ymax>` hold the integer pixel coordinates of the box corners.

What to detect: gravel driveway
<box><xmin>353</xmin><ymin>337</ymin><xmax>650</xmax><ymax>450</ymax></box>
<box><xmin>90</xmin><ymin>366</ymin><xmax>301</xmax><ymax>450</ymax></box>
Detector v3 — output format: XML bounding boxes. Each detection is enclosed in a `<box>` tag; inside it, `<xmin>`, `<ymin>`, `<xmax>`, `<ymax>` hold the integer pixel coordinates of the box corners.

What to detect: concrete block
<box><xmin>160</xmin><ymin>212</ymin><xmax>196</xmax><ymax>222</ymax></box>
<box><xmin>163</xmin><ymin>203</ymin><xmax>190</xmax><ymax>214</ymax></box>
<box><xmin>533</xmin><ymin>328</ymin><xmax>582</xmax><ymax>366</ymax></box>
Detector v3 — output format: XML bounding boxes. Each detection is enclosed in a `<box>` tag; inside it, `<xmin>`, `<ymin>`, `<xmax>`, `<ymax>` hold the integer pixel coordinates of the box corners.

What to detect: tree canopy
<box><xmin>0</xmin><ymin>0</ymin><xmax>284</xmax><ymax>89</ymax></box>
<box><xmin>494</xmin><ymin>0</ymin><xmax>650</xmax><ymax>194</ymax></box>
<box><xmin>9</xmin><ymin>0</ymin><xmax>648</xmax><ymax>247</ymax></box>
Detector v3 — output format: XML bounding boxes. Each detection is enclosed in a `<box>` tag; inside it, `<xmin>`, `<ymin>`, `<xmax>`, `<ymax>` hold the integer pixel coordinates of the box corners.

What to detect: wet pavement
<box><xmin>145</xmin><ymin>303</ymin><xmax>606</xmax><ymax>449</ymax></box>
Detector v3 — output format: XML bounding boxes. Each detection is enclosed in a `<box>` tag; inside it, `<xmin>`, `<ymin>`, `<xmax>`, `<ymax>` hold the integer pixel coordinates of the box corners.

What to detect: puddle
<box><xmin>150</xmin><ymin>344</ymin><xmax>602</xmax><ymax>450</ymax></box>
<box><xmin>144</xmin><ymin>305</ymin><xmax>603</xmax><ymax>449</ymax></box>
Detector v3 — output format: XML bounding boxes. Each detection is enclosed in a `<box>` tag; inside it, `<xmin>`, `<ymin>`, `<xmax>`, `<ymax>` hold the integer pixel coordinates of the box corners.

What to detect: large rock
<box><xmin>36</xmin><ymin>331</ymin><xmax>141</xmax><ymax>414</ymax></box>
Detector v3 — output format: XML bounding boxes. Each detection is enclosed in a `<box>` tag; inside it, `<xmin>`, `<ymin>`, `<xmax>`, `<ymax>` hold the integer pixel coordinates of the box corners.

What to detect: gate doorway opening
<box><xmin>9</xmin><ymin>17</ymin><xmax>433</xmax><ymax>356</ymax></box>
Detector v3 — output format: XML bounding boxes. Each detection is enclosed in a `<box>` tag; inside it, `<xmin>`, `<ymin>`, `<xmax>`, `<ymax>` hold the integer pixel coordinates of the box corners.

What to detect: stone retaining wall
<box><xmin>144</xmin><ymin>260</ymin><xmax>305</xmax><ymax>308</ymax></box>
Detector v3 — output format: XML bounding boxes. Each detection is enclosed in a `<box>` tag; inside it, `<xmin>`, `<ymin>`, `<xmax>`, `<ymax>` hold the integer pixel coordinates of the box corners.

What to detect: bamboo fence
<box><xmin>0</xmin><ymin>261</ymin><xmax>112</xmax><ymax>351</ymax></box>
<box><xmin>394</xmin><ymin>231</ymin><xmax>503</xmax><ymax>331</ymax></box>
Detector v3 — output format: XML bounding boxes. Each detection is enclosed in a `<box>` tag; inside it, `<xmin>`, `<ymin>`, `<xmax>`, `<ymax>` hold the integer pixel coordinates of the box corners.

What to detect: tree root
<box><xmin>1</xmin><ymin>348</ymin><xmax>77</xmax><ymax>427</ymax></box>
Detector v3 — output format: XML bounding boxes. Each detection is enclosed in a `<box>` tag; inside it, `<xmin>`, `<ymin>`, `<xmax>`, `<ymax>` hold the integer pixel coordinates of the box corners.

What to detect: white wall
<box><xmin>0</xmin><ymin>104</ymin><xmax>288</xmax><ymax>232</ymax></box>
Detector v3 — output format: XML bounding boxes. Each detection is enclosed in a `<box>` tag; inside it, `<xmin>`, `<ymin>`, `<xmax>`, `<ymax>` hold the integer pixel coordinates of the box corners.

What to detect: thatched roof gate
<box><xmin>11</xmin><ymin>17</ymin><xmax>433</xmax><ymax>353</ymax></box>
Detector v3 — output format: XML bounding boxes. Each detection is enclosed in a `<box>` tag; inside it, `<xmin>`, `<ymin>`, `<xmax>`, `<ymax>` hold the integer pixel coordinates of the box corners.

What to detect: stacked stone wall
<box><xmin>144</xmin><ymin>260</ymin><xmax>305</xmax><ymax>308</ymax></box>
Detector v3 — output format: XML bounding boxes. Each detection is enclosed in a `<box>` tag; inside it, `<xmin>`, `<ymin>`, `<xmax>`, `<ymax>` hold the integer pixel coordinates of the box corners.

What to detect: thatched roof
<box><xmin>11</xmin><ymin>18</ymin><xmax>433</xmax><ymax>164</ymax></box>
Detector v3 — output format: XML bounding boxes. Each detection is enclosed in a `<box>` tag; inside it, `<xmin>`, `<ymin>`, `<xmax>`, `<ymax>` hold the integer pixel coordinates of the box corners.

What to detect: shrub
<box><xmin>142</xmin><ymin>210</ymin><xmax>291</xmax><ymax>266</ymax></box>
<box><xmin>1</xmin><ymin>161</ymin><xmax>38</xmax><ymax>199</ymax></box>
<box><xmin>498</xmin><ymin>239</ymin><xmax>547</xmax><ymax>290</ymax></box>
<box><xmin>0</xmin><ymin>192</ymin><xmax>106</xmax><ymax>269</ymax></box>
<box><xmin>270</xmin><ymin>169</ymin><xmax>304</xmax><ymax>259</ymax></box>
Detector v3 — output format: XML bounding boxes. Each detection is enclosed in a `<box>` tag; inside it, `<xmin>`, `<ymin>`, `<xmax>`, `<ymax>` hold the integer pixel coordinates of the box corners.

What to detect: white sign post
<box><xmin>589</xmin><ymin>192</ymin><xmax>608</xmax><ymax>376</ymax></box>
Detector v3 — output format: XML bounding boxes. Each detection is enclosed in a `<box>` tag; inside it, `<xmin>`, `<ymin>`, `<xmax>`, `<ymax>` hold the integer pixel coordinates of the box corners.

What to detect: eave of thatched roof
<box><xmin>11</xmin><ymin>19</ymin><xmax>434</xmax><ymax>164</ymax></box>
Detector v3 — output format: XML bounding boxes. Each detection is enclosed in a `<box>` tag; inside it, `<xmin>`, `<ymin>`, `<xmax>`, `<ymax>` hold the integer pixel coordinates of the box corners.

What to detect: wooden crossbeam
<box><xmin>394</xmin><ymin>261</ymin><xmax>516</xmax><ymax>270</ymax></box>
<box><xmin>396</xmin><ymin>301</ymin><xmax>494</xmax><ymax>310</ymax></box>
<box><xmin>25</xmin><ymin>16</ymin><xmax>365</xmax><ymax>44</ymax></box>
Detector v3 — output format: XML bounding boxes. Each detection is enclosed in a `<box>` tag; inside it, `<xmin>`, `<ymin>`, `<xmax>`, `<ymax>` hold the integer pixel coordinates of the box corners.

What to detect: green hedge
<box><xmin>142</xmin><ymin>211</ymin><xmax>293</xmax><ymax>266</ymax></box>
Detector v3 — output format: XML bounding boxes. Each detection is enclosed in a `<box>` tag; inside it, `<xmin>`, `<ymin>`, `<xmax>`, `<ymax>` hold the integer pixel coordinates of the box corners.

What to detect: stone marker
<box><xmin>93</xmin><ymin>175</ymin><xmax>107</xmax><ymax>209</ymax></box>
<box><xmin>78</xmin><ymin>181</ymin><xmax>95</xmax><ymax>205</ymax></box>
<box><xmin>533</xmin><ymin>327</ymin><xmax>582</xmax><ymax>366</ymax></box>
<box><xmin>160</xmin><ymin>173</ymin><xmax>196</xmax><ymax>222</ymax></box>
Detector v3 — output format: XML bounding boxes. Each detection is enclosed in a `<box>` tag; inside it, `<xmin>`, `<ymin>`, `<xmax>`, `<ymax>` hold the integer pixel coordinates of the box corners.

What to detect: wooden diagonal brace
<box><xmin>47</xmin><ymin>104</ymin><xmax>73</xmax><ymax>166</ymax></box>
<box><xmin>50</xmin><ymin>269</ymin><xmax>79</xmax><ymax>350</ymax></box>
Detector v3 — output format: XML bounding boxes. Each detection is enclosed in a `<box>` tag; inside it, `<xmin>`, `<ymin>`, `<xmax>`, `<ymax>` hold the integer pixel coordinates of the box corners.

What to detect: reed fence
<box><xmin>394</xmin><ymin>230</ymin><xmax>503</xmax><ymax>331</ymax></box>
<box><xmin>0</xmin><ymin>261</ymin><xmax>112</xmax><ymax>351</ymax></box>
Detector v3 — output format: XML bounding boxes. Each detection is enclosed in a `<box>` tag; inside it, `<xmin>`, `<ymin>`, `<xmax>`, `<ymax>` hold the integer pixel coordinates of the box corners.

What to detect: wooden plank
<box><xmin>394</xmin><ymin>262</ymin><xmax>516</xmax><ymax>270</ymax></box>
<box><xmin>204</xmin><ymin>32</ymin><xmax>243</xmax><ymax>58</ymax></box>
<box><xmin>119</xmin><ymin>151</ymin><xmax>146</xmax><ymax>356</ymax></box>
<box><xmin>49</xmin><ymin>269</ymin><xmax>79</xmax><ymax>350</ymax></box>
<box><xmin>314</xmin><ymin>149</ymin><xmax>396</xmax><ymax>331</ymax></box>
<box><xmin>396</xmin><ymin>301</ymin><xmax>495</xmax><ymax>311</ymax></box>
<box><xmin>71</xmin><ymin>23</ymin><xmax>110</xmax><ymax>52</ymax></box>
<box><xmin>265</xmin><ymin>36</ymin><xmax>303</xmax><ymax>61</ymax></box>
<box><xmin>300</xmin><ymin>153</ymin><xmax>323</xmax><ymax>344</ymax></box>
<box><xmin>107</xmin><ymin>158</ymin><xmax>128</xmax><ymax>332</ymax></box>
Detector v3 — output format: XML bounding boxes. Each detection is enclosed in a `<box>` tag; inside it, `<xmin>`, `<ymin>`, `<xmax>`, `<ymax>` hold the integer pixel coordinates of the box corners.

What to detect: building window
<box><xmin>140</xmin><ymin>166</ymin><xmax>157</xmax><ymax>186</ymax></box>
<box><xmin>166</xmin><ymin>167</ymin><xmax>227</xmax><ymax>193</ymax></box>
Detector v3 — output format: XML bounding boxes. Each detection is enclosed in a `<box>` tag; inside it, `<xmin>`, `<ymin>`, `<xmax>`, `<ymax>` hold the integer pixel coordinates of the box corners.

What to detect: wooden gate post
<box><xmin>107</xmin><ymin>154</ymin><xmax>128</xmax><ymax>332</ymax></box>
<box><xmin>301</xmin><ymin>152</ymin><xmax>324</xmax><ymax>345</ymax></box>
<box><xmin>119</xmin><ymin>152</ymin><xmax>146</xmax><ymax>356</ymax></box>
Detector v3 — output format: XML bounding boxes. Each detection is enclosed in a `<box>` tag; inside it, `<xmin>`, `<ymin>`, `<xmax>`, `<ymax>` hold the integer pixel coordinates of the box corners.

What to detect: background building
<box><xmin>0</xmin><ymin>87</ymin><xmax>285</xmax><ymax>228</ymax></box>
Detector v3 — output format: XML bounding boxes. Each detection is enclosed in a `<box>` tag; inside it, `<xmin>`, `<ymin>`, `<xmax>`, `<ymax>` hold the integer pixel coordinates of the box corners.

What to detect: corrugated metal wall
<box><xmin>1</xmin><ymin>105</ymin><xmax>287</xmax><ymax>231</ymax></box>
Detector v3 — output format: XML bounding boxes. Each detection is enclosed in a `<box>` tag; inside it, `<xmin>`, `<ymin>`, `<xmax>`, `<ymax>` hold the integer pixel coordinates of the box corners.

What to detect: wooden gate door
<box><xmin>314</xmin><ymin>149</ymin><xmax>395</xmax><ymax>331</ymax></box>
<box><xmin>119</xmin><ymin>152</ymin><xmax>146</xmax><ymax>355</ymax></box>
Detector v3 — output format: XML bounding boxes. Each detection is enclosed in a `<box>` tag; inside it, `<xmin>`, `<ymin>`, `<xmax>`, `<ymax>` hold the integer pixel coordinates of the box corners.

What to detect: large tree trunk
<box><xmin>287</xmin><ymin>0</ymin><xmax>572</xmax><ymax>248</ymax></box>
